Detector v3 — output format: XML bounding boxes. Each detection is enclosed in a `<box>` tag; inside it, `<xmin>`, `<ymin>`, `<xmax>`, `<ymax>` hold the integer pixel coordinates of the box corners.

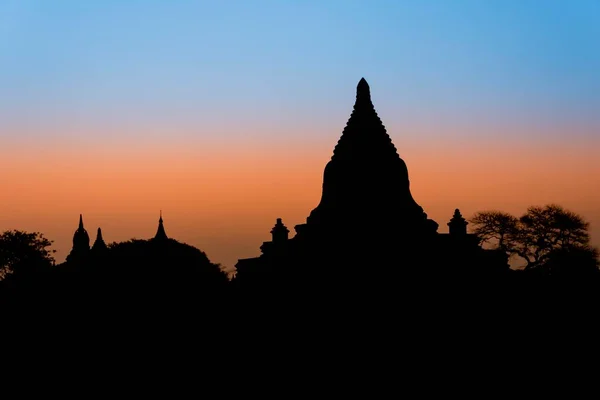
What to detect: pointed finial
<box><xmin>97</xmin><ymin>227</ymin><xmax>103</xmax><ymax>240</ymax></box>
<box><xmin>356</xmin><ymin>77</ymin><xmax>371</xmax><ymax>103</ymax></box>
<box><xmin>79</xmin><ymin>214</ymin><xmax>84</xmax><ymax>229</ymax></box>
<box><xmin>357</xmin><ymin>77</ymin><xmax>370</xmax><ymax>92</ymax></box>
<box><xmin>154</xmin><ymin>211</ymin><xmax>168</xmax><ymax>240</ymax></box>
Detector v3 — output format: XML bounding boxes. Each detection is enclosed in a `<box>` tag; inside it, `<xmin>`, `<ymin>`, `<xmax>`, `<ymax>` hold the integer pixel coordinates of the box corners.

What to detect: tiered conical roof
<box><xmin>306</xmin><ymin>78</ymin><xmax>437</xmax><ymax>237</ymax></box>
<box><xmin>331</xmin><ymin>78</ymin><xmax>401</xmax><ymax>163</ymax></box>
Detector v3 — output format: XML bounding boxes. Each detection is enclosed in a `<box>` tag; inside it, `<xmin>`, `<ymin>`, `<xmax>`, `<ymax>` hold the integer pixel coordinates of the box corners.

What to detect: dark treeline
<box><xmin>1</xmin><ymin>211</ymin><xmax>598</xmax><ymax>377</ymax></box>
<box><xmin>2</xmin><ymin>233</ymin><xmax>592</xmax><ymax>393</ymax></box>
<box><xmin>1</xmin><ymin>218</ymin><xmax>598</xmax><ymax>321</ymax></box>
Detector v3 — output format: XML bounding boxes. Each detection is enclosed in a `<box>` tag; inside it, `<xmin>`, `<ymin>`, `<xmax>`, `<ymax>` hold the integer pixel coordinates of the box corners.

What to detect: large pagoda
<box><xmin>235</xmin><ymin>79</ymin><xmax>501</xmax><ymax>283</ymax></box>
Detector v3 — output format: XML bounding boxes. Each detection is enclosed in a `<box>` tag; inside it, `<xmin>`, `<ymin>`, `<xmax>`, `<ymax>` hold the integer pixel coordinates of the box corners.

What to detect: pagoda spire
<box><xmin>356</xmin><ymin>77</ymin><xmax>371</xmax><ymax>103</ymax></box>
<box><xmin>330</xmin><ymin>77</ymin><xmax>399</xmax><ymax>162</ymax></box>
<box><xmin>67</xmin><ymin>213</ymin><xmax>90</xmax><ymax>263</ymax></box>
<box><xmin>305</xmin><ymin>78</ymin><xmax>438</xmax><ymax>237</ymax></box>
<box><xmin>154</xmin><ymin>210</ymin><xmax>168</xmax><ymax>240</ymax></box>
<box><xmin>92</xmin><ymin>227</ymin><xmax>107</xmax><ymax>251</ymax></box>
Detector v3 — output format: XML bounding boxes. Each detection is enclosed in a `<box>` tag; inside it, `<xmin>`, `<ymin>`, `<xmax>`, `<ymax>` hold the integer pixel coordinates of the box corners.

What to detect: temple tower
<box><xmin>235</xmin><ymin>78</ymin><xmax>504</xmax><ymax>284</ymax></box>
<box><xmin>271</xmin><ymin>218</ymin><xmax>289</xmax><ymax>243</ymax></box>
<box><xmin>259</xmin><ymin>218</ymin><xmax>290</xmax><ymax>256</ymax></box>
<box><xmin>154</xmin><ymin>211</ymin><xmax>168</xmax><ymax>241</ymax></box>
<box><xmin>448</xmin><ymin>209</ymin><xmax>468</xmax><ymax>236</ymax></box>
<box><xmin>67</xmin><ymin>214</ymin><xmax>90</xmax><ymax>263</ymax></box>
<box><xmin>92</xmin><ymin>227</ymin><xmax>108</xmax><ymax>252</ymax></box>
<box><xmin>303</xmin><ymin>78</ymin><xmax>438</xmax><ymax>240</ymax></box>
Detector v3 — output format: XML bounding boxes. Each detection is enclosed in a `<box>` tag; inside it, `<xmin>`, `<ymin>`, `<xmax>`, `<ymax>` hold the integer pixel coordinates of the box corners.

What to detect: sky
<box><xmin>1</xmin><ymin>0</ymin><xmax>599</xmax><ymax>272</ymax></box>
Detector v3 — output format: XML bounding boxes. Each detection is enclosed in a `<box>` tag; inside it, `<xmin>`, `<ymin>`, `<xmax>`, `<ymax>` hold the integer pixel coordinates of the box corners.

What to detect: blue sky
<box><xmin>1</xmin><ymin>0</ymin><xmax>599</xmax><ymax>134</ymax></box>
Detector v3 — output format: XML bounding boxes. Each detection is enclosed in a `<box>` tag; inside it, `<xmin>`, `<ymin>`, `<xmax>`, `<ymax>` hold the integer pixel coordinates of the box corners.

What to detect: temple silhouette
<box><xmin>57</xmin><ymin>210</ymin><xmax>228</xmax><ymax>308</ymax></box>
<box><xmin>66</xmin><ymin>214</ymin><xmax>90</xmax><ymax>264</ymax></box>
<box><xmin>66</xmin><ymin>212</ymin><xmax>168</xmax><ymax>263</ymax></box>
<box><xmin>234</xmin><ymin>78</ymin><xmax>507</xmax><ymax>286</ymax></box>
<box><xmin>57</xmin><ymin>79</ymin><xmax>509</xmax><ymax>290</ymax></box>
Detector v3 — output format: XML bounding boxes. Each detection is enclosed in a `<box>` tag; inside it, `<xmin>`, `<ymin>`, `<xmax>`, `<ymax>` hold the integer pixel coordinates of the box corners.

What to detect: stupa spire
<box><xmin>67</xmin><ymin>213</ymin><xmax>90</xmax><ymax>263</ymax></box>
<box><xmin>356</xmin><ymin>77</ymin><xmax>371</xmax><ymax>103</ymax></box>
<box><xmin>330</xmin><ymin>77</ymin><xmax>399</xmax><ymax>162</ymax></box>
<box><xmin>305</xmin><ymin>78</ymin><xmax>439</xmax><ymax>237</ymax></box>
<box><xmin>154</xmin><ymin>211</ymin><xmax>168</xmax><ymax>241</ymax></box>
<box><xmin>92</xmin><ymin>227</ymin><xmax>107</xmax><ymax>251</ymax></box>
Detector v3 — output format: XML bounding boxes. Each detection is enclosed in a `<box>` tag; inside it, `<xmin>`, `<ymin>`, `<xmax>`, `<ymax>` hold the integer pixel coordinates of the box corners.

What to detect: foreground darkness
<box><xmin>1</xmin><ymin>238</ymin><xmax>598</xmax><ymax>389</ymax></box>
<box><xmin>2</xmin><ymin>242</ymin><xmax>598</xmax><ymax>325</ymax></box>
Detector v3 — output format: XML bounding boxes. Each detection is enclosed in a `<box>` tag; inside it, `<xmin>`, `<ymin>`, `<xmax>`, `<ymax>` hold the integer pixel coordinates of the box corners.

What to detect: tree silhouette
<box><xmin>0</xmin><ymin>230</ymin><xmax>55</xmax><ymax>281</ymax></box>
<box><xmin>470</xmin><ymin>205</ymin><xmax>598</xmax><ymax>271</ymax></box>
<box><xmin>542</xmin><ymin>246</ymin><xmax>600</xmax><ymax>278</ymax></box>
<box><xmin>470</xmin><ymin>211</ymin><xmax>519</xmax><ymax>252</ymax></box>
<box><xmin>103</xmin><ymin>238</ymin><xmax>229</xmax><ymax>297</ymax></box>
<box><xmin>516</xmin><ymin>204</ymin><xmax>591</xmax><ymax>268</ymax></box>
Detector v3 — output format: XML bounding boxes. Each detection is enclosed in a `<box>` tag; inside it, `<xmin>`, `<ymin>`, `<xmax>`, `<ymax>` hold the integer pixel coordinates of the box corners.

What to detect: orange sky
<box><xmin>1</xmin><ymin>121</ymin><xmax>598</xmax><ymax>273</ymax></box>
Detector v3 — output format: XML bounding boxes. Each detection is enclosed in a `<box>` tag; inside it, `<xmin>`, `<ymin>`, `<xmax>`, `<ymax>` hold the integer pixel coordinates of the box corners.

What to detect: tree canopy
<box><xmin>0</xmin><ymin>230</ymin><xmax>55</xmax><ymax>281</ymax></box>
<box><xmin>470</xmin><ymin>204</ymin><xmax>598</xmax><ymax>274</ymax></box>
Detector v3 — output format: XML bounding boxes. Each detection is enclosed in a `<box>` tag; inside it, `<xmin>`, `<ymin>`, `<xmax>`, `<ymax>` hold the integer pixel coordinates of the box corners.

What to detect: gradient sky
<box><xmin>1</xmin><ymin>0</ymin><xmax>599</xmax><ymax>271</ymax></box>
